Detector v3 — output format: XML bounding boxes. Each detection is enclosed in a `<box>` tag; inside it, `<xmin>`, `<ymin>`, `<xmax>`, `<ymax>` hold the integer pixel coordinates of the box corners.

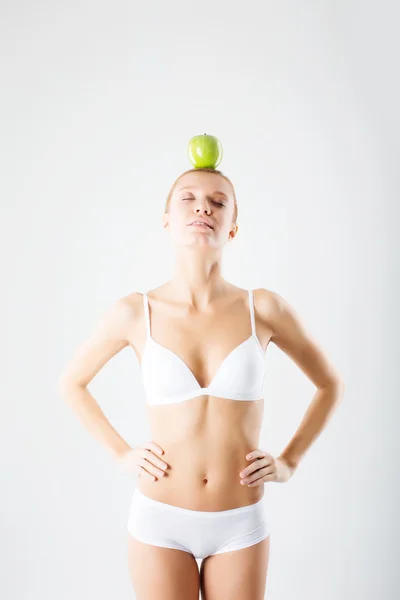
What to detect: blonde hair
<box><xmin>164</xmin><ymin>168</ymin><xmax>238</xmax><ymax>224</ymax></box>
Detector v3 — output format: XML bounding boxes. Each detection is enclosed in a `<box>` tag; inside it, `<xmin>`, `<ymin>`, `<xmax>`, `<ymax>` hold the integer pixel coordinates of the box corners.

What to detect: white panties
<box><xmin>127</xmin><ymin>487</ymin><xmax>270</xmax><ymax>560</ymax></box>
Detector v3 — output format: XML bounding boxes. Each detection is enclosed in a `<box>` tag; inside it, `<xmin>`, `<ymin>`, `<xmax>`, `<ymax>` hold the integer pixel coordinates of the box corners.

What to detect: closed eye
<box><xmin>182</xmin><ymin>198</ymin><xmax>225</xmax><ymax>207</ymax></box>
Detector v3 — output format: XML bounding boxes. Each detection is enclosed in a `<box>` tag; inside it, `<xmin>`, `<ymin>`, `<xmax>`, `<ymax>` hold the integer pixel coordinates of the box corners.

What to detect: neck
<box><xmin>169</xmin><ymin>248</ymin><xmax>228</xmax><ymax>308</ymax></box>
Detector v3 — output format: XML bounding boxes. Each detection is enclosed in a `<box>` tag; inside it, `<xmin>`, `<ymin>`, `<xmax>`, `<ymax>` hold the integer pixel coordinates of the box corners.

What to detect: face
<box><xmin>162</xmin><ymin>172</ymin><xmax>238</xmax><ymax>249</ymax></box>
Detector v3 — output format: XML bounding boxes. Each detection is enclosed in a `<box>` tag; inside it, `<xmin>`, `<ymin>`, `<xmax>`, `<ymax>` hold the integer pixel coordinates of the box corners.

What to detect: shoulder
<box><xmin>97</xmin><ymin>292</ymin><xmax>145</xmax><ymax>337</ymax></box>
<box><xmin>252</xmin><ymin>287</ymin><xmax>283</xmax><ymax>317</ymax></box>
<box><xmin>252</xmin><ymin>287</ymin><xmax>300</xmax><ymax>338</ymax></box>
<box><xmin>122</xmin><ymin>291</ymin><xmax>145</xmax><ymax>312</ymax></box>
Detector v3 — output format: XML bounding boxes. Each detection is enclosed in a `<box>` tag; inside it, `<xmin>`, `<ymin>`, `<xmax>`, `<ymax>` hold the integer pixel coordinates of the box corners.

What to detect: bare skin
<box><xmin>59</xmin><ymin>170</ymin><xmax>344</xmax><ymax>599</ymax></box>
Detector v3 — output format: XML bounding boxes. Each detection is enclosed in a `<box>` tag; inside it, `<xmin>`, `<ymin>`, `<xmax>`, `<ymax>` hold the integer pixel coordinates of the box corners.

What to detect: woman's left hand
<box><xmin>239</xmin><ymin>449</ymin><xmax>295</xmax><ymax>486</ymax></box>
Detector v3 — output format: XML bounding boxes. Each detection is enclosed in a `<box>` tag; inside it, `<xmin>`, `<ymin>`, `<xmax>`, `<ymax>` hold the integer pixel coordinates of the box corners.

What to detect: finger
<box><xmin>240</xmin><ymin>458</ymin><xmax>271</xmax><ymax>478</ymax></box>
<box><xmin>138</xmin><ymin>458</ymin><xmax>165</xmax><ymax>479</ymax></box>
<box><xmin>247</xmin><ymin>479</ymin><xmax>261</xmax><ymax>486</ymax></box>
<box><xmin>246</xmin><ymin>449</ymin><xmax>269</xmax><ymax>460</ymax></box>
<box><xmin>137</xmin><ymin>465</ymin><xmax>156</xmax><ymax>481</ymax></box>
<box><xmin>244</xmin><ymin>467</ymin><xmax>274</xmax><ymax>485</ymax></box>
<box><xmin>142</xmin><ymin>449</ymin><xmax>169</xmax><ymax>472</ymax></box>
<box><xmin>240</xmin><ymin>466</ymin><xmax>265</xmax><ymax>484</ymax></box>
<box><xmin>146</xmin><ymin>440</ymin><xmax>165</xmax><ymax>456</ymax></box>
<box><xmin>248</xmin><ymin>472</ymin><xmax>275</xmax><ymax>486</ymax></box>
<box><xmin>247</xmin><ymin>479</ymin><xmax>263</xmax><ymax>486</ymax></box>
<box><xmin>147</xmin><ymin>462</ymin><xmax>167</xmax><ymax>478</ymax></box>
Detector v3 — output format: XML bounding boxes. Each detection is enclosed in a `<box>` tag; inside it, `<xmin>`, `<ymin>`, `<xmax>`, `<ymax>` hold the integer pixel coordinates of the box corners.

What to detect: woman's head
<box><xmin>161</xmin><ymin>168</ymin><xmax>239</xmax><ymax>249</ymax></box>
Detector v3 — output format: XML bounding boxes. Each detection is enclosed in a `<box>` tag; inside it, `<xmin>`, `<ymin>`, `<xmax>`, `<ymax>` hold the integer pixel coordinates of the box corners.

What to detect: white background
<box><xmin>1</xmin><ymin>1</ymin><xmax>398</xmax><ymax>599</ymax></box>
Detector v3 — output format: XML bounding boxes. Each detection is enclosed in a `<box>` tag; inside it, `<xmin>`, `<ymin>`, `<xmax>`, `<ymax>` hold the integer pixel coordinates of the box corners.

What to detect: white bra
<box><xmin>140</xmin><ymin>289</ymin><xmax>267</xmax><ymax>405</ymax></box>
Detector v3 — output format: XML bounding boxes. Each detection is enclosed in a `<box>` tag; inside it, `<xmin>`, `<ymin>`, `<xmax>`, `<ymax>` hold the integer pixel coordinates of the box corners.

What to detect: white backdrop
<box><xmin>1</xmin><ymin>1</ymin><xmax>398</xmax><ymax>599</ymax></box>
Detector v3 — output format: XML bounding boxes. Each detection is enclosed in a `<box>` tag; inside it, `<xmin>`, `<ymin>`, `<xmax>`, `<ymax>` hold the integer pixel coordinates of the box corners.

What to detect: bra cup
<box><xmin>141</xmin><ymin>339</ymin><xmax>200</xmax><ymax>398</ymax></box>
<box><xmin>209</xmin><ymin>337</ymin><xmax>265</xmax><ymax>396</ymax></box>
<box><xmin>140</xmin><ymin>290</ymin><xmax>267</xmax><ymax>405</ymax></box>
<box><xmin>141</xmin><ymin>335</ymin><xmax>266</xmax><ymax>404</ymax></box>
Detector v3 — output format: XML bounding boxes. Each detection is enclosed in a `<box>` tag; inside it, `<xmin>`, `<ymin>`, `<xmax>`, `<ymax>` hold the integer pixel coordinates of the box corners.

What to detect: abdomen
<box><xmin>137</xmin><ymin>394</ymin><xmax>266</xmax><ymax>510</ymax></box>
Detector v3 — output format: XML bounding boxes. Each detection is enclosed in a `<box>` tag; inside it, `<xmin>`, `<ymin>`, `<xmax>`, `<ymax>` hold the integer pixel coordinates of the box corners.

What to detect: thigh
<box><xmin>199</xmin><ymin>535</ymin><xmax>271</xmax><ymax>600</ymax></box>
<box><xmin>127</xmin><ymin>534</ymin><xmax>200</xmax><ymax>600</ymax></box>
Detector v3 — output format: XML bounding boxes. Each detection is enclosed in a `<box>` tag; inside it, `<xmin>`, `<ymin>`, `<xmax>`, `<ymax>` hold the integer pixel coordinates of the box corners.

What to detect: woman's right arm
<box><xmin>57</xmin><ymin>296</ymin><xmax>136</xmax><ymax>459</ymax></box>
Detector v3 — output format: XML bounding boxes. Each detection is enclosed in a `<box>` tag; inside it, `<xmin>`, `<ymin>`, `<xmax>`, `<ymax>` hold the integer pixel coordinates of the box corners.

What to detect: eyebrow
<box><xmin>178</xmin><ymin>186</ymin><xmax>228</xmax><ymax>199</ymax></box>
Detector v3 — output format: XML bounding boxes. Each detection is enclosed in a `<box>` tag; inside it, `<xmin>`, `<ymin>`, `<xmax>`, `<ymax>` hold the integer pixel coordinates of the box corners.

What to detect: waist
<box><xmin>136</xmin><ymin>434</ymin><xmax>266</xmax><ymax>511</ymax></box>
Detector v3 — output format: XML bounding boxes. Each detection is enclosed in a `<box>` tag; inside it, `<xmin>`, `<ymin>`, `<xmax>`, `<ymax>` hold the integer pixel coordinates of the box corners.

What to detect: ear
<box><xmin>161</xmin><ymin>213</ymin><xmax>169</xmax><ymax>229</ymax></box>
<box><xmin>229</xmin><ymin>224</ymin><xmax>238</xmax><ymax>239</ymax></box>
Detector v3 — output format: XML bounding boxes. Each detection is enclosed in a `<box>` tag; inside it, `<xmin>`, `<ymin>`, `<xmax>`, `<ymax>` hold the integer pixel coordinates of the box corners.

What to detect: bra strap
<box><xmin>142</xmin><ymin>292</ymin><xmax>151</xmax><ymax>338</ymax></box>
<box><xmin>248</xmin><ymin>289</ymin><xmax>256</xmax><ymax>335</ymax></box>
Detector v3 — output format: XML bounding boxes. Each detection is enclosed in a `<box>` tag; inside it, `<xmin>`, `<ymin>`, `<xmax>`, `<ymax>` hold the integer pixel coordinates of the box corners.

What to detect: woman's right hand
<box><xmin>116</xmin><ymin>441</ymin><xmax>169</xmax><ymax>481</ymax></box>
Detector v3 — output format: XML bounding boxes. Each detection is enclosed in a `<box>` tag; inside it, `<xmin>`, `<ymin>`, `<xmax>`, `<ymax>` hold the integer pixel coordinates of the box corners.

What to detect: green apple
<box><xmin>187</xmin><ymin>133</ymin><xmax>223</xmax><ymax>169</ymax></box>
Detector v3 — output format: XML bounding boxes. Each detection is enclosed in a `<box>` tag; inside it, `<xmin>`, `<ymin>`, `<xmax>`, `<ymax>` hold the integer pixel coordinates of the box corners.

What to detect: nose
<box><xmin>194</xmin><ymin>200</ymin><xmax>211</xmax><ymax>215</ymax></box>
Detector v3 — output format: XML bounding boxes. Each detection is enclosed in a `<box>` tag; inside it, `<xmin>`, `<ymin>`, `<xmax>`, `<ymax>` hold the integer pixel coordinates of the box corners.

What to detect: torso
<box><xmin>127</xmin><ymin>282</ymin><xmax>274</xmax><ymax>511</ymax></box>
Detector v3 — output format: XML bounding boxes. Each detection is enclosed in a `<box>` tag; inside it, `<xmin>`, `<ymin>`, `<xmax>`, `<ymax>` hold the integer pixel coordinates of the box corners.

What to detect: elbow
<box><xmin>335</xmin><ymin>376</ymin><xmax>345</xmax><ymax>390</ymax></box>
<box><xmin>57</xmin><ymin>375</ymin><xmax>70</xmax><ymax>400</ymax></box>
<box><xmin>320</xmin><ymin>377</ymin><xmax>345</xmax><ymax>398</ymax></box>
<box><xmin>331</xmin><ymin>367</ymin><xmax>346</xmax><ymax>392</ymax></box>
<box><xmin>332</xmin><ymin>377</ymin><xmax>346</xmax><ymax>400</ymax></box>
<box><xmin>57</xmin><ymin>374</ymin><xmax>81</xmax><ymax>401</ymax></box>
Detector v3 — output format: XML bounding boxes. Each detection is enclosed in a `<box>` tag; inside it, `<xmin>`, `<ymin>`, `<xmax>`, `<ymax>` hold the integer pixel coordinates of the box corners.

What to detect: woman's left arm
<box><xmin>260</xmin><ymin>289</ymin><xmax>345</xmax><ymax>474</ymax></box>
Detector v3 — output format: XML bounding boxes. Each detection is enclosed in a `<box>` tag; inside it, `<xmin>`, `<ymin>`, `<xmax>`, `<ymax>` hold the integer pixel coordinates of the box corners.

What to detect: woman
<box><xmin>58</xmin><ymin>167</ymin><xmax>345</xmax><ymax>600</ymax></box>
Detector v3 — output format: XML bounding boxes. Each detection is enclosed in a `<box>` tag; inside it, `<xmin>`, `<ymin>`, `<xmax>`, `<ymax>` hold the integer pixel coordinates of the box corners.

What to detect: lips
<box><xmin>188</xmin><ymin>220</ymin><xmax>213</xmax><ymax>229</ymax></box>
